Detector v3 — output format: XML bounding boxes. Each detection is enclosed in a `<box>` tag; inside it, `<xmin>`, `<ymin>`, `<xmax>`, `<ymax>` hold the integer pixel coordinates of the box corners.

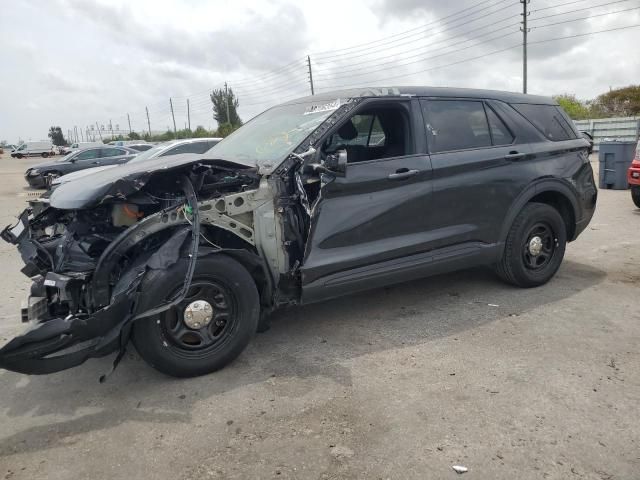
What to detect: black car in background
<box><xmin>24</xmin><ymin>146</ymin><xmax>138</xmax><ymax>188</ymax></box>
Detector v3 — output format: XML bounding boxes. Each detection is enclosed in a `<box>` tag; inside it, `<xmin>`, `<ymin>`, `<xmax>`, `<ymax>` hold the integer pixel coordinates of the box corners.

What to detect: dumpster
<box><xmin>598</xmin><ymin>141</ymin><xmax>638</xmax><ymax>190</ymax></box>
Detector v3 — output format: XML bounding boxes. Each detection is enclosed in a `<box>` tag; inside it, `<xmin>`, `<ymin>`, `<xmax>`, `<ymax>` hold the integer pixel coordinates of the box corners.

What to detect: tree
<box><xmin>193</xmin><ymin>126</ymin><xmax>211</xmax><ymax>138</ymax></box>
<box><xmin>215</xmin><ymin>123</ymin><xmax>240</xmax><ymax>138</ymax></box>
<box><xmin>210</xmin><ymin>87</ymin><xmax>242</xmax><ymax>127</ymax></box>
<box><xmin>591</xmin><ymin>85</ymin><xmax>640</xmax><ymax>117</ymax></box>
<box><xmin>553</xmin><ymin>94</ymin><xmax>591</xmax><ymax>120</ymax></box>
<box><xmin>48</xmin><ymin>126</ymin><xmax>67</xmax><ymax>146</ymax></box>
<box><xmin>128</xmin><ymin>131</ymin><xmax>141</xmax><ymax>140</ymax></box>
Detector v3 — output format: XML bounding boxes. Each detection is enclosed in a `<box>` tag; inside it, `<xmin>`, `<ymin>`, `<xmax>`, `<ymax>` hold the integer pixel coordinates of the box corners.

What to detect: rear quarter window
<box><xmin>511</xmin><ymin>103</ymin><xmax>576</xmax><ymax>141</ymax></box>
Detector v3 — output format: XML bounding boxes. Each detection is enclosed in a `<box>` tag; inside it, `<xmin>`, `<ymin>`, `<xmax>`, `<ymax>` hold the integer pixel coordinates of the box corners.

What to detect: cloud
<box><xmin>40</xmin><ymin>69</ymin><xmax>100</xmax><ymax>93</ymax></box>
<box><xmin>1</xmin><ymin>0</ymin><xmax>638</xmax><ymax>142</ymax></box>
<box><xmin>61</xmin><ymin>0</ymin><xmax>310</xmax><ymax>73</ymax></box>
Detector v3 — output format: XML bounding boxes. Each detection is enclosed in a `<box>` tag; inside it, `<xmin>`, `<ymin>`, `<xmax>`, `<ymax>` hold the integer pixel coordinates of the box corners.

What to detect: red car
<box><xmin>629</xmin><ymin>142</ymin><xmax>640</xmax><ymax>208</ymax></box>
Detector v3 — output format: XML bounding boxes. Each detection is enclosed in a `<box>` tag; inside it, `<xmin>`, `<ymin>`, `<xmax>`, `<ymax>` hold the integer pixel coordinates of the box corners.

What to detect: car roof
<box><xmin>282</xmin><ymin>86</ymin><xmax>555</xmax><ymax>106</ymax></box>
<box><xmin>167</xmin><ymin>138</ymin><xmax>222</xmax><ymax>144</ymax></box>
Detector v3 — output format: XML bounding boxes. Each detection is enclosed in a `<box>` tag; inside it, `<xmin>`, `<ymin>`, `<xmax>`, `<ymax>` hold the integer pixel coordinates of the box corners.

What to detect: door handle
<box><xmin>388</xmin><ymin>169</ymin><xmax>420</xmax><ymax>180</ymax></box>
<box><xmin>504</xmin><ymin>151</ymin><xmax>526</xmax><ymax>161</ymax></box>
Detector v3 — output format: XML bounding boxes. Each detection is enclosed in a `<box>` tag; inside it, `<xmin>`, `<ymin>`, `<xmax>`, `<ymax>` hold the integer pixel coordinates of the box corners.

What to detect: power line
<box><xmin>313</xmin><ymin>22</ymin><xmax>520</xmax><ymax>79</ymax></box>
<box><xmin>314</xmin><ymin>29</ymin><xmax>520</xmax><ymax>82</ymax></box>
<box><xmin>529</xmin><ymin>0</ymin><xmax>636</xmax><ymax>21</ymax></box>
<box><xmin>313</xmin><ymin>12</ymin><xmax>520</xmax><ymax>72</ymax></box>
<box><xmin>530</xmin><ymin>0</ymin><xmax>591</xmax><ymax>13</ymax></box>
<box><xmin>530</xmin><ymin>5</ymin><xmax>640</xmax><ymax>29</ymax></box>
<box><xmin>312</xmin><ymin>0</ymin><xmax>515</xmax><ymax>59</ymax></box>
<box><xmin>314</xmin><ymin>1</ymin><xmax>520</xmax><ymax>64</ymax></box>
<box><xmin>317</xmin><ymin>23</ymin><xmax>640</xmax><ymax>90</ymax></box>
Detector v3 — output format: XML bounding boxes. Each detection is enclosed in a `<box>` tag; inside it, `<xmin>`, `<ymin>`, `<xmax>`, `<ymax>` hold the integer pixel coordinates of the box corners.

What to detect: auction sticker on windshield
<box><xmin>304</xmin><ymin>99</ymin><xmax>341</xmax><ymax>115</ymax></box>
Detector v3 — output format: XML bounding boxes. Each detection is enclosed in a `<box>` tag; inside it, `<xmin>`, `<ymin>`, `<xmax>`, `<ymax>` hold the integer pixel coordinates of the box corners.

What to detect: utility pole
<box><xmin>187</xmin><ymin>99</ymin><xmax>191</xmax><ymax>131</ymax></box>
<box><xmin>80</xmin><ymin>128</ymin><xmax>84</xmax><ymax>142</ymax></box>
<box><xmin>307</xmin><ymin>55</ymin><xmax>315</xmax><ymax>95</ymax></box>
<box><xmin>224</xmin><ymin>82</ymin><xmax>231</xmax><ymax>124</ymax></box>
<box><xmin>95</xmin><ymin>122</ymin><xmax>103</xmax><ymax>140</ymax></box>
<box><xmin>520</xmin><ymin>0</ymin><xmax>530</xmax><ymax>94</ymax></box>
<box><xmin>145</xmin><ymin>106</ymin><xmax>151</xmax><ymax>137</ymax></box>
<box><xmin>127</xmin><ymin>113</ymin><xmax>132</xmax><ymax>135</ymax></box>
<box><xmin>169</xmin><ymin>98</ymin><xmax>177</xmax><ymax>138</ymax></box>
<box><xmin>109</xmin><ymin>119</ymin><xmax>114</xmax><ymax>140</ymax></box>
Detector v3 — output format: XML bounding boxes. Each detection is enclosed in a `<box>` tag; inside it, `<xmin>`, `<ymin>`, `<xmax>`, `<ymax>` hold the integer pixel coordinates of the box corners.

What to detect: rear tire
<box><xmin>496</xmin><ymin>202</ymin><xmax>567</xmax><ymax>288</ymax></box>
<box><xmin>41</xmin><ymin>152</ymin><xmax>49</xmax><ymax>158</ymax></box>
<box><xmin>632</xmin><ymin>186</ymin><xmax>640</xmax><ymax>208</ymax></box>
<box><xmin>132</xmin><ymin>254</ymin><xmax>260</xmax><ymax>377</ymax></box>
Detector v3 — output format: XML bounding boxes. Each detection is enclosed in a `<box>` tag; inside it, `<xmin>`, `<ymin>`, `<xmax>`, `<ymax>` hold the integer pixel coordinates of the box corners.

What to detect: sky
<box><xmin>0</xmin><ymin>0</ymin><xmax>638</xmax><ymax>142</ymax></box>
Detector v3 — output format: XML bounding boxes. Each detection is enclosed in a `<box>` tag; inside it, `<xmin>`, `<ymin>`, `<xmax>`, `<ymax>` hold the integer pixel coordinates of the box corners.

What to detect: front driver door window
<box><xmin>300</xmin><ymin>99</ymin><xmax>434</xmax><ymax>303</ymax></box>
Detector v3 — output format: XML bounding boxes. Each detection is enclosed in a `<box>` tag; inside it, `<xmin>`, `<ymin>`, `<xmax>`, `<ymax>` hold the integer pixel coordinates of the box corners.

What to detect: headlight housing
<box><xmin>30</xmin><ymin>169</ymin><xmax>39</xmax><ymax>175</ymax></box>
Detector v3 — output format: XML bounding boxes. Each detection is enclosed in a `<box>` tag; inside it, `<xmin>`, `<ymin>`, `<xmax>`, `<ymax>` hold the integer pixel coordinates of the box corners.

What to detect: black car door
<box><xmin>100</xmin><ymin>147</ymin><xmax>133</xmax><ymax>165</ymax></box>
<box><xmin>420</xmin><ymin>98</ymin><xmax>531</xmax><ymax>250</ymax></box>
<box><xmin>70</xmin><ymin>148</ymin><xmax>104</xmax><ymax>171</ymax></box>
<box><xmin>301</xmin><ymin>98</ymin><xmax>433</xmax><ymax>303</ymax></box>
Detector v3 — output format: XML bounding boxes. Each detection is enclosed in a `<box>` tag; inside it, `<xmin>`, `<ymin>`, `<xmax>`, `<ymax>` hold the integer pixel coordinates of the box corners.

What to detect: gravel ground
<box><xmin>0</xmin><ymin>153</ymin><xmax>638</xmax><ymax>480</ymax></box>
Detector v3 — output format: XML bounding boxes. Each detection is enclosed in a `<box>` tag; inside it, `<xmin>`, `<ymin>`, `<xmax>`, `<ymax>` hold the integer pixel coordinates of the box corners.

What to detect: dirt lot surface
<box><xmin>0</xmin><ymin>153</ymin><xmax>638</xmax><ymax>479</ymax></box>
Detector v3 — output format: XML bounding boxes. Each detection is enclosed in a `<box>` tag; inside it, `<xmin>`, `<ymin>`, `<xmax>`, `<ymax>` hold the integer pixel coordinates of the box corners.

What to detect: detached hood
<box><xmin>49</xmin><ymin>153</ymin><xmax>257</xmax><ymax>210</ymax></box>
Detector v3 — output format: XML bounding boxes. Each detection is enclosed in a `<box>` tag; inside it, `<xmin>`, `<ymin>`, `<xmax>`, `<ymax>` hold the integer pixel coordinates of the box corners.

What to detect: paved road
<box><xmin>0</xmin><ymin>154</ymin><xmax>638</xmax><ymax>479</ymax></box>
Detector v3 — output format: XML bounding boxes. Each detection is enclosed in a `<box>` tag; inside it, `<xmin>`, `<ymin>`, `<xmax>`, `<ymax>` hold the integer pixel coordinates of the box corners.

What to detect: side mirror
<box><xmin>324</xmin><ymin>150</ymin><xmax>347</xmax><ymax>176</ymax></box>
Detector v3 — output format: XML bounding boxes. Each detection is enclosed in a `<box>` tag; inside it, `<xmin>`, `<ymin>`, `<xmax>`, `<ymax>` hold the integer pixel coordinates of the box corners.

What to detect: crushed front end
<box><xmin>0</xmin><ymin>157</ymin><xmax>282</xmax><ymax>376</ymax></box>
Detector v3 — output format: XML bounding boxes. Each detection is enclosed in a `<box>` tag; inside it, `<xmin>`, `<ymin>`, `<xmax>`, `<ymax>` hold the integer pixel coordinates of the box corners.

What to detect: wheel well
<box><xmin>528</xmin><ymin>191</ymin><xmax>576</xmax><ymax>240</ymax></box>
<box><xmin>200</xmin><ymin>224</ymin><xmax>273</xmax><ymax>309</ymax></box>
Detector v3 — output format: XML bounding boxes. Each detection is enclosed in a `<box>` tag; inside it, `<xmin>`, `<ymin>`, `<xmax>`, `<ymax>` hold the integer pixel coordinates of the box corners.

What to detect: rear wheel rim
<box><xmin>159</xmin><ymin>279</ymin><xmax>238</xmax><ymax>359</ymax></box>
<box><xmin>522</xmin><ymin>222</ymin><xmax>557</xmax><ymax>271</ymax></box>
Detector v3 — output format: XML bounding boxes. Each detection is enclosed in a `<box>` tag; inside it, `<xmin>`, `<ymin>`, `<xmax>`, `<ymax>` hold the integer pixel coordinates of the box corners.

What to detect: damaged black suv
<box><xmin>0</xmin><ymin>87</ymin><xmax>597</xmax><ymax>378</ymax></box>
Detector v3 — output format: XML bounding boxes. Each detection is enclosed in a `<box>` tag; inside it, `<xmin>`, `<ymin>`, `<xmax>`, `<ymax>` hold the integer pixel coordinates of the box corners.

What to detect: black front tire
<box><xmin>496</xmin><ymin>202</ymin><xmax>567</xmax><ymax>288</ymax></box>
<box><xmin>132</xmin><ymin>254</ymin><xmax>260</xmax><ymax>377</ymax></box>
<box><xmin>632</xmin><ymin>186</ymin><xmax>640</xmax><ymax>208</ymax></box>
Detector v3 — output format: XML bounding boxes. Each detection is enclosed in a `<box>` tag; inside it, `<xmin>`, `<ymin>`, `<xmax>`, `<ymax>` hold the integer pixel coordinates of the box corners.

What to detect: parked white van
<box><xmin>11</xmin><ymin>142</ymin><xmax>54</xmax><ymax>158</ymax></box>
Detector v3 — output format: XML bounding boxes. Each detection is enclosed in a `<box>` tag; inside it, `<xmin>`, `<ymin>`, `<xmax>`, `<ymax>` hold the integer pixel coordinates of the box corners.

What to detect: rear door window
<box><xmin>511</xmin><ymin>104</ymin><xmax>576</xmax><ymax>141</ymax></box>
<box><xmin>160</xmin><ymin>142</ymin><xmax>210</xmax><ymax>156</ymax></box>
<box><xmin>486</xmin><ymin>106</ymin><xmax>514</xmax><ymax>145</ymax></box>
<box><xmin>422</xmin><ymin>100</ymin><xmax>492</xmax><ymax>153</ymax></box>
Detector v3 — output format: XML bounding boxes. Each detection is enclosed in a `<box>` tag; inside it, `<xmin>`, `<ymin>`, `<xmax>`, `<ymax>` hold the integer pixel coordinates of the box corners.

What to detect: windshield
<box><xmin>210</xmin><ymin>99</ymin><xmax>339</xmax><ymax>167</ymax></box>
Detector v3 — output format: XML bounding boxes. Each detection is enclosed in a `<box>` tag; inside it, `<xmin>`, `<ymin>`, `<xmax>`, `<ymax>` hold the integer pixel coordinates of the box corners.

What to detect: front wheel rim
<box><xmin>159</xmin><ymin>279</ymin><xmax>238</xmax><ymax>358</ymax></box>
<box><xmin>522</xmin><ymin>222</ymin><xmax>557</xmax><ymax>271</ymax></box>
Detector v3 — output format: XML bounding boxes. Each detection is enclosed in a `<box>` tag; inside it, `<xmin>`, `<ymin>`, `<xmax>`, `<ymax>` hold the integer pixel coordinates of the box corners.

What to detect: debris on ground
<box><xmin>452</xmin><ymin>465</ymin><xmax>468</xmax><ymax>474</ymax></box>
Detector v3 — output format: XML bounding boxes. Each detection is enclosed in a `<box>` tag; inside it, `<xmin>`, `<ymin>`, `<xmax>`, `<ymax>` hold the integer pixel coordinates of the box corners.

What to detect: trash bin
<box><xmin>598</xmin><ymin>141</ymin><xmax>638</xmax><ymax>190</ymax></box>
